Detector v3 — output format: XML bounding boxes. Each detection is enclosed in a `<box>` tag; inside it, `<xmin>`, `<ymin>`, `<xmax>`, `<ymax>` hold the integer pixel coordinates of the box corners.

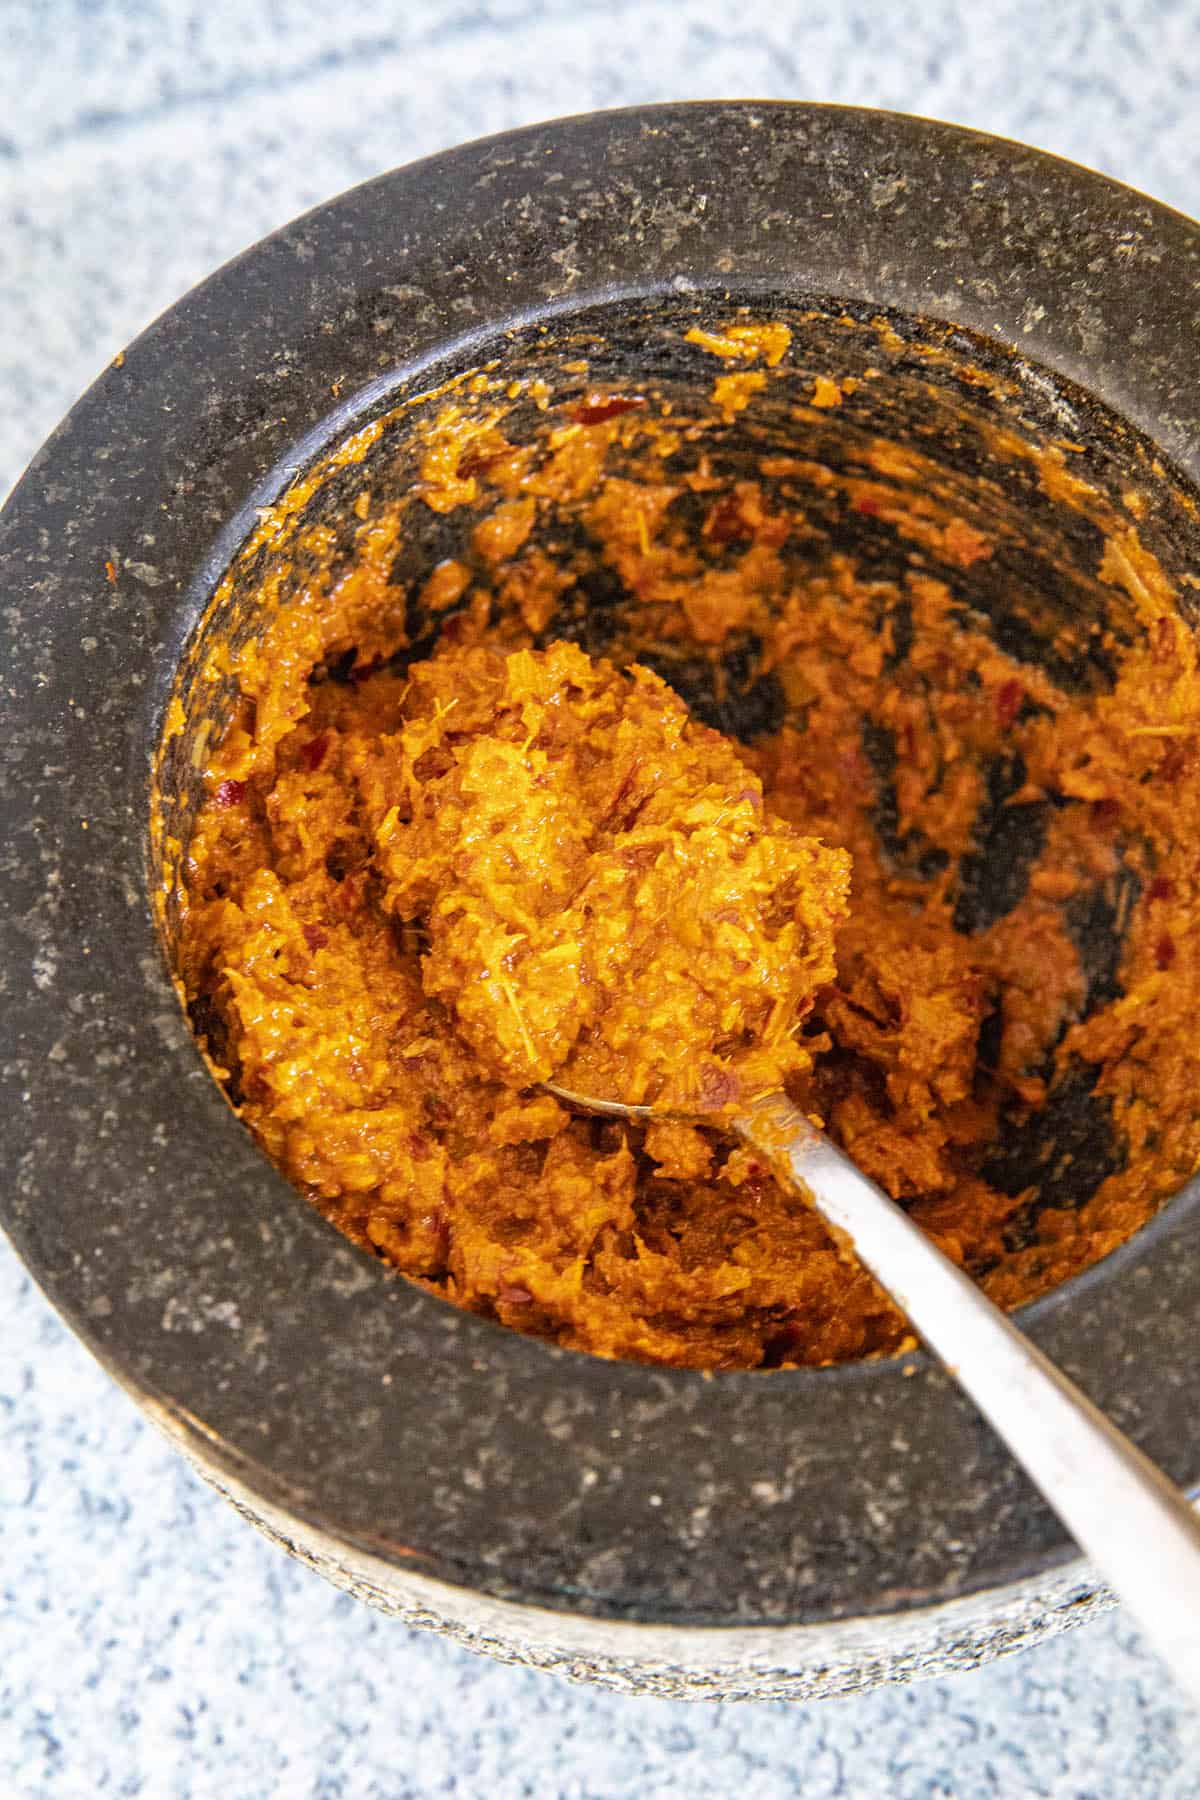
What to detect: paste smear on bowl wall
<box><xmin>171</xmin><ymin>316</ymin><xmax>1200</xmax><ymax>1369</ymax></box>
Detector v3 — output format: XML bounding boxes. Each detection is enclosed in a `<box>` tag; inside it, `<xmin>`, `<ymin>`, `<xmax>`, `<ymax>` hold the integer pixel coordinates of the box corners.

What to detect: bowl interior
<box><xmin>153</xmin><ymin>290</ymin><xmax>1200</xmax><ymax>1352</ymax></box>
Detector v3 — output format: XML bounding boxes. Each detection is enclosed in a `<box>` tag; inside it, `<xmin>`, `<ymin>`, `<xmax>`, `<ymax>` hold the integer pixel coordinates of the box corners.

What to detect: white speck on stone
<box><xmin>866</xmin><ymin>1497</ymin><xmax>892</xmax><ymax>1532</ymax></box>
<box><xmin>161</xmin><ymin>1295</ymin><xmax>241</xmax><ymax>1334</ymax></box>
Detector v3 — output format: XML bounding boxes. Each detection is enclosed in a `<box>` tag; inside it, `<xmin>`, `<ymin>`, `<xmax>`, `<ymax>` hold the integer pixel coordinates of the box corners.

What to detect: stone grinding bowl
<box><xmin>4</xmin><ymin>102</ymin><xmax>1200</xmax><ymax>1703</ymax></box>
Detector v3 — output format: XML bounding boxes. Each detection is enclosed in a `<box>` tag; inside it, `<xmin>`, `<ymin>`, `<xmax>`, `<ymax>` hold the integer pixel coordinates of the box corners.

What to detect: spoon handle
<box><xmin>741</xmin><ymin>1090</ymin><xmax>1200</xmax><ymax>1700</ymax></box>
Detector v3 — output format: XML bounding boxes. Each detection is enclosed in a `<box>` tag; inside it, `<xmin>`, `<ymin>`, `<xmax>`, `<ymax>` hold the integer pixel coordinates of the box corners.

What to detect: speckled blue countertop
<box><xmin>5</xmin><ymin>5</ymin><xmax>1200</xmax><ymax>1794</ymax></box>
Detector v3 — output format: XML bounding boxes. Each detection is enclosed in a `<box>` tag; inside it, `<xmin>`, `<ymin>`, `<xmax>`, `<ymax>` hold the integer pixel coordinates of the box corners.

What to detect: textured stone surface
<box><xmin>5</xmin><ymin>4</ymin><xmax>1200</xmax><ymax>1793</ymax></box>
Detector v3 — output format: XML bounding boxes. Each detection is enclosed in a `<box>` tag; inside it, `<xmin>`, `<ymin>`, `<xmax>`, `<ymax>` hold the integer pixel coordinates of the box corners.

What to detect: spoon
<box><xmin>547</xmin><ymin>1078</ymin><xmax>1200</xmax><ymax>1699</ymax></box>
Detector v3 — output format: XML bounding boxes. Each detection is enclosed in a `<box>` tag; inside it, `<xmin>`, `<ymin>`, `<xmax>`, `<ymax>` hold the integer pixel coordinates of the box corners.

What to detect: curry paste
<box><xmin>176</xmin><ymin>332</ymin><xmax>1200</xmax><ymax>1369</ymax></box>
<box><xmin>375</xmin><ymin>640</ymin><xmax>848</xmax><ymax>1108</ymax></box>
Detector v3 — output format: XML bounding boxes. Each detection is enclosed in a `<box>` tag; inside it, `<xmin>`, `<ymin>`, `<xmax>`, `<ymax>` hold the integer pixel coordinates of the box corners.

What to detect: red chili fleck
<box><xmin>334</xmin><ymin>873</ymin><xmax>362</xmax><ymax>915</ymax></box>
<box><xmin>1091</xmin><ymin>797</ymin><xmax>1121</xmax><ymax>827</ymax></box>
<box><xmin>601</xmin><ymin>759</ymin><xmax>644</xmax><ymax>826</ymax></box>
<box><xmin>1159</xmin><ymin>745</ymin><xmax>1190</xmax><ymax>785</ymax></box>
<box><xmin>408</xmin><ymin>1132</ymin><xmax>432</xmax><ymax>1162</ymax></box>
<box><xmin>457</xmin><ymin>447</ymin><xmax>502</xmax><ymax>478</ymax></box>
<box><xmin>300</xmin><ymin>733</ymin><xmax>329</xmax><ymax>773</ymax></box>
<box><xmin>1148</xmin><ymin>875</ymin><xmax>1174</xmax><ymax>902</ymax></box>
<box><xmin>618</xmin><ymin>843</ymin><xmax>659</xmax><ymax>873</ymax></box>
<box><xmin>1153</xmin><ymin>616</ymin><xmax>1176</xmax><ymax>662</ymax></box>
<box><xmin>213</xmin><ymin>779</ymin><xmax>245</xmax><ymax>809</ymax></box>
<box><xmin>302</xmin><ymin>924</ymin><xmax>327</xmax><ymax>952</ymax></box>
<box><xmin>854</xmin><ymin>495</ymin><xmax>881</xmax><ymax>516</ymax></box>
<box><xmin>499</xmin><ymin>1282</ymin><xmax>533</xmax><ymax>1306</ymax></box>
<box><xmin>703</xmin><ymin>497</ymin><xmax>752</xmax><ymax>543</ymax></box>
<box><xmin>1156</xmin><ymin>933</ymin><xmax>1177</xmax><ymax>970</ymax></box>
<box><xmin>439</xmin><ymin>614</ymin><xmax>470</xmax><ymax>648</ymax></box>
<box><xmin>996</xmin><ymin>679</ymin><xmax>1024</xmax><ymax>730</ymax></box>
<box><xmin>697</xmin><ymin>1064</ymin><xmax>740</xmax><ymax>1109</ymax></box>
<box><xmin>104</xmin><ymin>559</ymin><xmax>117</xmax><ymax>585</ymax></box>
<box><xmin>568</xmin><ymin>394</ymin><xmax>646</xmax><ymax>425</ymax></box>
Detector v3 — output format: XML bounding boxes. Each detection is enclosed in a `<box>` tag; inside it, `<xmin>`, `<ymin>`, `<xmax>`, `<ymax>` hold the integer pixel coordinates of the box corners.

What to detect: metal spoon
<box><xmin>547</xmin><ymin>1079</ymin><xmax>1200</xmax><ymax>1699</ymax></box>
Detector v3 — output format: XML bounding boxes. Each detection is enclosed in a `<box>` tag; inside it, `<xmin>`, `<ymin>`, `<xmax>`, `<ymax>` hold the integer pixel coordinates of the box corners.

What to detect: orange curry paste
<box><xmin>375</xmin><ymin>641</ymin><xmax>848</xmax><ymax>1108</ymax></box>
<box><xmin>176</xmin><ymin>332</ymin><xmax>1200</xmax><ymax>1369</ymax></box>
